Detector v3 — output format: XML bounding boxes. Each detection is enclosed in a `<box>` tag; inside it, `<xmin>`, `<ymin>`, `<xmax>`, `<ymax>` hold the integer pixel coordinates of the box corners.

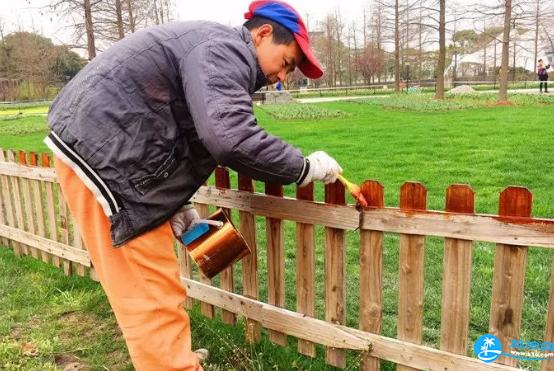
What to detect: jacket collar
<box><xmin>235</xmin><ymin>25</ymin><xmax>268</xmax><ymax>93</ymax></box>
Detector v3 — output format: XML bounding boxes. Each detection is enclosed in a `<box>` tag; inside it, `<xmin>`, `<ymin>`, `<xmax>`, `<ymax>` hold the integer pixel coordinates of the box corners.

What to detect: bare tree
<box><xmin>500</xmin><ymin>0</ymin><xmax>513</xmax><ymax>102</ymax></box>
<box><xmin>435</xmin><ymin>0</ymin><xmax>445</xmax><ymax>99</ymax></box>
<box><xmin>50</xmin><ymin>0</ymin><xmax>98</xmax><ymax>60</ymax></box>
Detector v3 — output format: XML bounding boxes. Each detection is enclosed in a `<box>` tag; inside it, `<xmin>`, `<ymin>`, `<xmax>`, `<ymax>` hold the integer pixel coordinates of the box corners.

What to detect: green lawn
<box><xmin>1</xmin><ymin>97</ymin><xmax>554</xmax><ymax>370</ymax></box>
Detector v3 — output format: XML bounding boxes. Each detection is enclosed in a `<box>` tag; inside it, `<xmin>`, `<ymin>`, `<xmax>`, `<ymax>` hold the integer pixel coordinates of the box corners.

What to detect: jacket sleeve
<box><xmin>181</xmin><ymin>38</ymin><xmax>305</xmax><ymax>185</ymax></box>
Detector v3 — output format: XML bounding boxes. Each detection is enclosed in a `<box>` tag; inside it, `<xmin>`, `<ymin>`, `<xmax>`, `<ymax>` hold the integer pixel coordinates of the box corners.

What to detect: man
<box><xmin>45</xmin><ymin>1</ymin><xmax>342</xmax><ymax>370</ymax></box>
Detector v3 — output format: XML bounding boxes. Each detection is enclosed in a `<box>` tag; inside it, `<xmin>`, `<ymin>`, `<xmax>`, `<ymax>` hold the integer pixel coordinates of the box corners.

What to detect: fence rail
<box><xmin>1</xmin><ymin>148</ymin><xmax>554</xmax><ymax>371</ymax></box>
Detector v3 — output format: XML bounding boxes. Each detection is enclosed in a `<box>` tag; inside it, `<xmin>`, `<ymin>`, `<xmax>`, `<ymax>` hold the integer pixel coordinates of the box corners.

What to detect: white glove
<box><xmin>170</xmin><ymin>204</ymin><xmax>200</xmax><ymax>237</ymax></box>
<box><xmin>297</xmin><ymin>151</ymin><xmax>343</xmax><ymax>187</ymax></box>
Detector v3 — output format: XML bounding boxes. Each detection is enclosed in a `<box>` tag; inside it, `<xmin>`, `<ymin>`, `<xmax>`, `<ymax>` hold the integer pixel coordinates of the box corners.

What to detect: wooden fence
<box><xmin>2</xmin><ymin>148</ymin><xmax>554</xmax><ymax>371</ymax></box>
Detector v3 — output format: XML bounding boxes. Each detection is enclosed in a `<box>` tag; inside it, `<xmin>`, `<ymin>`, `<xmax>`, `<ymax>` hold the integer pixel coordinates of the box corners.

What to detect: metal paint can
<box><xmin>184</xmin><ymin>208</ymin><xmax>251</xmax><ymax>279</ymax></box>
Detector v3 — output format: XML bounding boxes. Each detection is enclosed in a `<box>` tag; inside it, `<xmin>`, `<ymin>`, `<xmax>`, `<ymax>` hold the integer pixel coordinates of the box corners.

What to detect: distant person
<box><xmin>276</xmin><ymin>81</ymin><xmax>283</xmax><ymax>91</ymax></box>
<box><xmin>538</xmin><ymin>59</ymin><xmax>550</xmax><ymax>93</ymax></box>
<box><xmin>44</xmin><ymin>1</ymin><xmax>343</xmax><ymax>370</ymax></box>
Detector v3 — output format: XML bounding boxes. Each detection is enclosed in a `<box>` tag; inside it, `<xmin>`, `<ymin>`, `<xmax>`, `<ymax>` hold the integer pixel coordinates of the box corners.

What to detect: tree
<box><xmin>435</xmin><ymin>0</ymin><xmax>445</xmax><ymax>100</ymax></box>
<box><xmin>50</xmin><ymin>0</ymin><xmax>99</xmax><ymax>60</ymax></box>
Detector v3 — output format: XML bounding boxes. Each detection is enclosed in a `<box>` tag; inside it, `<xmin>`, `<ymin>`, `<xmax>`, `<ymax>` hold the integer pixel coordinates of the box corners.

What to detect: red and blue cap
<box><xmin>245</xmin><ymin>1</ymin><xmax>323</xmax><ymax>79</ymax></box>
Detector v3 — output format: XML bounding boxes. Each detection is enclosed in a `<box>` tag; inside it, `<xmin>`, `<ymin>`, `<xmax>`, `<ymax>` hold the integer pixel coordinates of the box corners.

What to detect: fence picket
<box><xmin>397</xmin><ymin>182</ymin><xmax>427</xmax><ymax>371</ymax></box>
<box><xmin>178</xmin><ymin>239</ymin><xmax>194</xmax><ymax>309</ymax></box>
<box><xmin>440</xmin><ymin>184</ymin><xmax>474</xmax><ymax>355</ymax></box>
<box><xmin>42</xmin><ymin>154</ymin><xmax>59</xmax><ymax>268</ymax></box>
<box><xmin>238</xmin><ymin>173</ymin><xmax>261</xmax><ymax>343</ymax></box>
<box><xmin>265</xmin><ymin>182</ymin><xmax>287</xmax><ymax>346</ymax></box>
<box><xmin>543</xmin><ymin>253</ymin><xmax>554</xmax><ymax>371</ymax></box>
<box><xmin>8</xmin><ymin>150</ymin><xmax>26</xmax><ymax>256</ymax></box>
<box><xmin>296</xmin><ymin>182</ymin><xmax>316</xmax><ymax>357</ymax></box>
<box><xmin>359</xmin><ymin>180</ymin><xmax>384</xmax><ymax>371</ymax></box>
<box><xmin>489</xmin><ymin>186</ymin><xmax>531</xmax><ymax>367</ymax></box>
<box><xmin>194</xmin><ymin>185</ymin><xmax>215</xmax><ymax>319</ymax></box>
<box><xmin>19</xmin><ymin>151</ymin><xmax>37</xmax><ymax>258</ymax></box>
<box><xmin>58</xmin><ymin>185</ymin><xmax>72</xmax><ymax>275</ymax></box>
<box><xmin>215</xmin><ymin>167</ymin><xmax>236</xmax><ymax>326</ymax></box>
<box><xmin>324</xmin><ymin>181</ymin><xmax>346</xmax><ymax>369</ymax></box>
<box><xmin>0</xmin><ymin>149</ymin><xmax>10</xmax><ymax>248</ymax></box>
<box><xmin>30</xmin><ymin>152</ymin><xmax>50</xmax><ymax>263</ymax></box>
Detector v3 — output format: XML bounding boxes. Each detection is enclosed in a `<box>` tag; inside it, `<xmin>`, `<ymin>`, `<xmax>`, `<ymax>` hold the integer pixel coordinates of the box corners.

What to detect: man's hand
<box><xmin>170</xmin><ymin>204</ymin><xmax>200</xmax><ymax>237</ymax></box>
<box><xmin>297</xmin><ymin>151</ymin><xmax>343</xmax><ymax>187</ymax></box>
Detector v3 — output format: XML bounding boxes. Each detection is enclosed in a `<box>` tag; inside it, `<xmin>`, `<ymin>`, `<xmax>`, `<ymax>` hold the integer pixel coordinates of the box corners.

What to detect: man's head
<box><xmin>244</xmin><ymin>1</ymin><xmax>323</xmax><ymax>83</ymax></box>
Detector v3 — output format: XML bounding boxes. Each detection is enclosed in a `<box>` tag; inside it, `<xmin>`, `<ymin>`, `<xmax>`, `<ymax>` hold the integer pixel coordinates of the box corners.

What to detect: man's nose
<box><xmin>277</xmin><ymin>70</ymin><xmax>287</xmax><ymax>82</ymax></box>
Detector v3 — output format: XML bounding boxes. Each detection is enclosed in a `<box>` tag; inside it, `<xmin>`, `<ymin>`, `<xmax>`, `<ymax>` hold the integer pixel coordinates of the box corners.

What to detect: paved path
<box><xmin>295</xmin><ymin>88</ymin><xmax>552</xmax><ymax>104</ymax></box>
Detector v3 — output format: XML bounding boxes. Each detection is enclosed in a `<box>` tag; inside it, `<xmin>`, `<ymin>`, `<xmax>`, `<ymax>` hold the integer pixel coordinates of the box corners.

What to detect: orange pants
<box><xmin>54</xmin><ymin>156</ymin><xmax>201</xmax><ymax>371</ymax></box>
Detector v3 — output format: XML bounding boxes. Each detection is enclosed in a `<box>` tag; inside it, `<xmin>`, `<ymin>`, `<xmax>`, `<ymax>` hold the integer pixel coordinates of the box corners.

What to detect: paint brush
<box><xmin>337</xmin><ymin>174</ymin><xmax>368</xmax><ymax>208</ymax></box>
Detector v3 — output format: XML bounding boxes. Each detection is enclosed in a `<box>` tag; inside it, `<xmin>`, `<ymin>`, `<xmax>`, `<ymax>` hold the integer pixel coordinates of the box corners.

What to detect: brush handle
<box><xmin>337</xmin><ymin>174</ymin><xmax>354</xmax><ymax>190</ymax></box>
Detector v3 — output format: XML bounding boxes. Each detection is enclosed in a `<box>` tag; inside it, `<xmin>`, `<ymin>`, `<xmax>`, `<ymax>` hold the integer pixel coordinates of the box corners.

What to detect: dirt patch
<box><xmin>485</xmin><ymin>100</ymin><xmax>517</xmax><ymax>107</ymax></box>
<box><xmin>55</xmin><ymin>354</ymin><xmax>89</xmax><ymax>371</ymax></box>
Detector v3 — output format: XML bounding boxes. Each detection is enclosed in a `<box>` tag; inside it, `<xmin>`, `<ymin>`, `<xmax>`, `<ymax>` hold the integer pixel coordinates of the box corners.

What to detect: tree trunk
<box><xmin>126</xmin><ymin>0</ymin><xmax>135</xmax><ymax>33</ymax></box>
<box><xmin>115</xmin><ymin>0</ymin><xmax>125</xmax><ymax>39</ymax></box>
<box><xmin>435</xmin><ymin>0</ymin><xmax>446</xmax><ymax>100</ymax></box>
<box><xmin>395</xmin><ymin>0</ymin><xmax>400</xmax><ymax>92</ymax></box>
<box><xmin>84</xmin><ymin>0</ymin><xmax>96</xmax><ymax>60</ymax></box>
<box><xmin>499</xmin><ymin>0</ymin><xmax>512</xmax><ymax>102</ymax></box>
<box><xmin>533</xmin><ymin>0</ymin><xmax>540</xmax><ymax>73</ymax></box>
<box><xmin>153</xmin><ymin>0</ymin><xmax>160</xmax><ymax>25</ymax></box>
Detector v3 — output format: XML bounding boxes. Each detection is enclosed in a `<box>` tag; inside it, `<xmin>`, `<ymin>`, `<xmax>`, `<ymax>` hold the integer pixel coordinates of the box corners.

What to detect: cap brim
<box><xmin>294</xmin><ymin>35</ymin><xmax>323</xmax><ymax>79</ymax></box>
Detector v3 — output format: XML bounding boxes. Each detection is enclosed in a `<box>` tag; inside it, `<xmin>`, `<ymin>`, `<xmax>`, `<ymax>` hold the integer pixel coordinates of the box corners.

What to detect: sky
<box><xmin>0</xmin><ymin>0</ymin><xmax>487</xmax><ymax>47</ymax></box>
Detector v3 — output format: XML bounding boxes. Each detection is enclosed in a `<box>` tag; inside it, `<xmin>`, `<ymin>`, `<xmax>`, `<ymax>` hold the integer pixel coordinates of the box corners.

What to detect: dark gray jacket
<box><xmin>46</xmin><ymin>21</ymin><xmax>307</xmax><ymax>247</ymax></box>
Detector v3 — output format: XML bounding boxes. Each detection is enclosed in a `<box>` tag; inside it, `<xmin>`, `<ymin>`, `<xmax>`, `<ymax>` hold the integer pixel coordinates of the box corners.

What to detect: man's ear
<box><xmin>253</xmin><ymin>24</ymin><xmax>273</xmax><ymax>46</ymax></box>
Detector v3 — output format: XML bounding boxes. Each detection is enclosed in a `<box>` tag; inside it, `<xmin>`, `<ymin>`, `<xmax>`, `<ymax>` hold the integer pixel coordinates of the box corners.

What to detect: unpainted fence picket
<box><xmin>324</xmin><ymin>181</ymin><xmax>346</xmax><ymax>368</ymax></box>
<box><xmin>42</xmin><ymin>154</ymin><xmax>60</xmax><ymax>268</ymax></box>
<box><xmin>238</xmin><ymin>173</ymin><xmax>261</xmax><ymax>343</ymax></box>
<box><xmin>30</xmin><ymin>152</ymin><xmax>50</xmax><ymax>264</ymax></box>
<box><xmin>214</xmin><ymin>167</ymin><xmax>236</xmax><ymax>326</ymax></box>
<box><xmin>296</xmin><ymin>182</ymin><xmax>316</xmax><ymax>357</ymax></box>
<box><xmin>265</xmin><ymin>182</ymin><xmax>287</xmax><ymax>346</ymax></box>
<box><xmin>359</xmin><ymin>180</ymin><xmax>385</xmax><ymax>371</ymax></box>
<box><xmin>19</xmin><ymin>151</ymin><xmax>37</xmax><ymax>258</ymax></box>
<box><xmin>0</xmin><ymin>148</ymin><xmax>14</xmax><ymax>250</ymax></box>
<box><xmin>543</xmin><ymin>255</ymin><xmax>554</xmax><ymax>371</ymax></box>
<box><xmin>8</xmin><ymin>150</ymin><xmax>25</xmax><ymax>256</ymax></box>
<box><xmin>194</xmin><ymin>182</ymin><xmax>215</xmax><ymax>319</ymax></box>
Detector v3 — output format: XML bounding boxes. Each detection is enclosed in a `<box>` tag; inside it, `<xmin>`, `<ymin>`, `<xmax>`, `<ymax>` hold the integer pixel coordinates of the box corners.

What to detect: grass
<box><xmin>2</xmin><ymin>95</ymin><xmax>554</xmax><ymax>370</ymax></box>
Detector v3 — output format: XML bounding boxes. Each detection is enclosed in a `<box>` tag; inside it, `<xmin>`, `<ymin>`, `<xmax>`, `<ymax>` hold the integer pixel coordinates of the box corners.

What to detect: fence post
<box><xmin>215</xmin><ymin>167</ymin><xmax>236</xmax><ymax>326</ymax></box>
<box><xmin>440</xmin><ymin>184</ymin><xmax>474</xmax><ymax>355</ymax></box>
<box><xmin>489</xmin><ymin>186</ymin><xmax>531</xmax><ymax>367</ymax></box>
<box><xmin>265</xmin><ymin>182</ymin><xmax>287</xmax><ymax>346</ymax></box>
<box><xmin>359</xmin><ymin>180</ymin><xmax>384</xmax><ymax>371</ymax></box>
<box><xmin>324</xmin><ymin>180</ymin><xmax>346</xmax><ymax>369</ymax></box>
<box><xmin>397</xmin><ymin>182</ymin><xmax>427</xmax><ymax>371</ymax></box>
<box><xmin>238</xmin><ymin>173</ymin><xmax>261</xmax><ymax>343</ymax></box>
<box><xmin>296</xmin><ymin>182</ymin><xmax>316</xmax><ymax>357</ymax></box>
